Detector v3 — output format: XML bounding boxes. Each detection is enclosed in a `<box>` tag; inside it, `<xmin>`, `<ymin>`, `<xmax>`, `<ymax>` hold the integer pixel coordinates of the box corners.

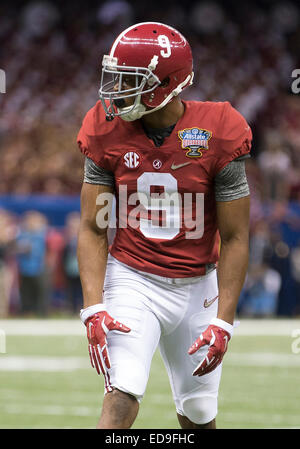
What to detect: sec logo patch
<box><xmin>124</xmin><ymin>151</ymin><xmax>140</xmax><ymax>169</ymax></box>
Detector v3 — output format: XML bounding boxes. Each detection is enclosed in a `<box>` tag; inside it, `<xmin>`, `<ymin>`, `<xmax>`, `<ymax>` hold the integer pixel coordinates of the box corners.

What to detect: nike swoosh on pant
<box><xmin>203</xmin><ymin>295</ymin><xmax>218</xmax><ymax>308</ymax></box>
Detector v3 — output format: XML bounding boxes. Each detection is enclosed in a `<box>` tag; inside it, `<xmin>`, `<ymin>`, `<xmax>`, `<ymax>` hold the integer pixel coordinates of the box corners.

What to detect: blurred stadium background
<box><xmin>0</xmin><ymin>0</ymin><xmax>300</xmax><ymax>429</ymax></box>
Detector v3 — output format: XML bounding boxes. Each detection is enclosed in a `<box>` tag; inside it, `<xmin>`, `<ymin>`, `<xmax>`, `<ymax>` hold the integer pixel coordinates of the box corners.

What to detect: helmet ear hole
<box><xmin>160</xmin><ymin>77</ymin><xmax>170</xmax><ymax>88</ymax></box>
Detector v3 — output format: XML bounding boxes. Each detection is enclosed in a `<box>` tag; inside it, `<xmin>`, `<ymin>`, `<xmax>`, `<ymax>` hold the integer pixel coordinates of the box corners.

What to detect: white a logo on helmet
<box><xmin>148</xmin><ymin>55</ymin><xmax>159</xmax><ymax>71</ymax></box>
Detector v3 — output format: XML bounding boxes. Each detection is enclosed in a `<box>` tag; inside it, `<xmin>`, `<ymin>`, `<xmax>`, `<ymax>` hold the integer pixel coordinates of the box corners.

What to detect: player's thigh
<box><xmin>159</xmin><ymin>269</ymin><xmax>222</xmax><ymax>424</ymax></box>
<box><xmin>103</xmin><ymin>258</ymin><xmax>161</xmax><ymax>400</ymax></box>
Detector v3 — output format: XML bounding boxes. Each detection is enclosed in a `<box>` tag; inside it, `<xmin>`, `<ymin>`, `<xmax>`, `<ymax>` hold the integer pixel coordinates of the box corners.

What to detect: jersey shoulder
<box><xmin>77</xmin><ymin>101</ymin><xmax>126</xmax><ymax>167</ymax></box>
<box><xmin>219</xmin><ymin>102</ymin><xmax>252</xmax><ymax>163</ymax></box>
<box><xmin>77</xmin><ymin>100</ymin><xmax>115</xmax><ymax>142</ymax></box>
<box><xmin>184</xmin><ymin>100</ymin><xmax>252</xmax><ymax>173</ymax></box>
<box><xmin>184</xmin><ymin>100</ymin><xmax>251</xmax><ymax>138</ymax></box>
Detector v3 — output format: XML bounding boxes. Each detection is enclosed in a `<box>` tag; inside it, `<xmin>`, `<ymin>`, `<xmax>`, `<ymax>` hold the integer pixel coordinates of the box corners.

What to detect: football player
<box><xmin>77</xmin><ymin>22</ymin><xmax>251</xmax><ymax>429</ymax></box>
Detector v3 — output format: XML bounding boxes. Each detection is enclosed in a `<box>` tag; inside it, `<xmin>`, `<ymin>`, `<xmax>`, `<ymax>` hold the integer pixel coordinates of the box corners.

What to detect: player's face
<box><xmin>113</xmin><ymin>73</ymin><xmax>143</xmax><ymax>108</ymax></box>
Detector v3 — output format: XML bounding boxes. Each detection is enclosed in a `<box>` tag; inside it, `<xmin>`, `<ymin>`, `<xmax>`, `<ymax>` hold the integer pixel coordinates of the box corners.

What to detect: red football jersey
<box><xmin>77</xmin><ymin>100</ymin><xmax>252</xmax><ymax>278</ymax></box>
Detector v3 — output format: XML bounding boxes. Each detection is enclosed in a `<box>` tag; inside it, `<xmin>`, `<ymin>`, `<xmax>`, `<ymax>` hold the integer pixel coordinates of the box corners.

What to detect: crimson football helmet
<box><xmin>98</xmin><ymin>22</ymin><xmax>194</xmax><ymax>121</ymax></box>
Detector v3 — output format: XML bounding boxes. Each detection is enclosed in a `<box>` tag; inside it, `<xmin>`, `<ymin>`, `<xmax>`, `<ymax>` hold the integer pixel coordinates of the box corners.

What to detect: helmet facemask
<box><xmin>99</xmin><ymin>55</ymin><xmax>161</xmax><ymax>121</ymax></box>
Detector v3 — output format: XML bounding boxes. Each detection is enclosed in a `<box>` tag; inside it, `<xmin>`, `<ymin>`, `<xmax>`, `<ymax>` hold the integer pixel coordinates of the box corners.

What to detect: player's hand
<box><xmin>80</xmin><ymin>305</ymin><xmax>131</xmax><ymax>376</ymax></box>
<box><xmin>188</xmin><ymin>318</ymin><xmax>233</xmax><ymax>376</ymax></box>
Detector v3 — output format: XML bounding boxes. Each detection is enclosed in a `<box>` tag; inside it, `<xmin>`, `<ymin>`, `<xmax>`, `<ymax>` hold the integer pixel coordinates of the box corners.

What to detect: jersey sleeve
<box><xmin>214</xmin><ymin>102</ymin><xmax>252</xmax><ymax>175</ymax></box>
<box><xmin>77</xmin><ymin>106</ymin><xmax>97</xmax><ymax>160</ymax></box>
<box><xmin>214</xmin><ymin>159</ymin><xmax>250</xmax><ymax>202</ymax></box>
<box><xmin>77</xmin><ymin>102</ymin><xmax>110</xmax><ymax>170</ymax></box>
<box><xmin>84</xmin><ymin>157</ymin><xmax>114</xmax><ymax>187</ymax></box>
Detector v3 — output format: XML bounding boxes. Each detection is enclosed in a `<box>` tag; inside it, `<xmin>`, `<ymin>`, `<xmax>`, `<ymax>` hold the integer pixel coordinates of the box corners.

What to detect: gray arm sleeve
<box><xmin>83</xmin><ymin>157</ymin><xmax>114</xmax><ymax>187</ymax></box>
<box><xmin>214</xmin><ymin>158</ymin><xmax>250</xmax><ymax>202</ymax></box>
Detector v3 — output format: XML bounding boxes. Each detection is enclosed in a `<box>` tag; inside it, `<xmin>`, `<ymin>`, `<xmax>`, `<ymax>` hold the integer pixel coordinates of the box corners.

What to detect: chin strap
<box><xmin>118</xmin><ymin>95</ymin><xmax>147</xmax><ymax>122</ymax></box>
<box><xmin>120</xmin><ymin>72</ymin><xmax>194</xmax><ymax>122</ymax></box>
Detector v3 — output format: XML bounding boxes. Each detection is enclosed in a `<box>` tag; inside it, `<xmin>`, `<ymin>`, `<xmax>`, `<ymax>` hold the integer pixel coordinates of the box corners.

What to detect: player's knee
<box><xmin>99</xmin><ymin>388</ymin><xmax>139</xmax><ymax>429</ymax></box>
<box><xmin>181</xmin><ymin>395</ymin><xmax>217</xmax><ymax>425</ymax></box>
<box><xmin>111</xmin><ymin>359</ymin><xmax>148</xmax><ymax>401</ymax></box>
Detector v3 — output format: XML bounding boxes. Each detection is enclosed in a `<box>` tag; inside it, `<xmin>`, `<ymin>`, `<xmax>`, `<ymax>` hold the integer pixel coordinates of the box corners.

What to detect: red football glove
<box><xmin>188</xmin><ymin>318</ymin><xmax>232</xmax><ymax>376</ymax></box>
<box><xmin>80</xmin><ymin>305</ymin><xmax>130</xmax><ymax>389</ymax></box>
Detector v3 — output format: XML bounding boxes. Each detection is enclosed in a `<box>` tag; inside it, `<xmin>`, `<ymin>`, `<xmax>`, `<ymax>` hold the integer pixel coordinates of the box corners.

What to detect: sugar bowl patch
<box><xmin>178</xmin><ymin>127</ymin><xmax>212</xmax><ymax>157</ymax></box>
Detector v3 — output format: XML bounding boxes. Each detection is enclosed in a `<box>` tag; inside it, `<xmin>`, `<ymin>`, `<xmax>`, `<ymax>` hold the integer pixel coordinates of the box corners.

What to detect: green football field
<box><xmin>0</xmin><ymin>319</ymin><xmax>299</xmax><ymax>429</ymax></box>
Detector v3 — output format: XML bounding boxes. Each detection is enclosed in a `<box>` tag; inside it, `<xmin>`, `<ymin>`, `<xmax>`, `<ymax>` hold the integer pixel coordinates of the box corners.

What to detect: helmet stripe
<box><xmin>110</xmin><ymin>22</ymin><xmax>169</xmax><ymax>57</ymax></box>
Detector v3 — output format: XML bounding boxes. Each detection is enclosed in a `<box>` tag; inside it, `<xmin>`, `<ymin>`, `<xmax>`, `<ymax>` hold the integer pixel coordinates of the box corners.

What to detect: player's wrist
<box><xmin>80</xmin><ymin>303</ymin><xmax>106</xmax><ymax>324</ymax></box>
<box><xmin>210</xmin><ymin>317</ymin><xmax>233</xmax><ymax>337</ymax></box>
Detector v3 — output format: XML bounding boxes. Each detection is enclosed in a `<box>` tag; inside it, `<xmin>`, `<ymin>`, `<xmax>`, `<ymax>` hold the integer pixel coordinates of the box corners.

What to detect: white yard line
<box><xmin>234</xmin><ymin>319</ymin><xmax>300</xmax><ymax>336</ymax></box>
<box><xmin>0</xmin><ymin>319</ymin><xmax>85</xmax><ymax>336</ymax></box>
<box><xmin>225</xmin><ymin>352</ymin><xmax>300</xmax><ymax>367</ymax></box>
<box><xmin>0</xmin><ymin>351</ymin><xmax>300</xmax><ymax>372</ymax></box>
<box><xmin>0</xmin><ymin>356</ymin><xmax>89</xmax><ymax>371</ymax></box>
<box><xmin>2</xmin><ymin>403</ymin><xmax>99</xmax><ymax>417</ymax></box>
<box><xmin>0</xmin><ymin>318</ymin><xmax>300</xmax><ymax>336</ymax></box>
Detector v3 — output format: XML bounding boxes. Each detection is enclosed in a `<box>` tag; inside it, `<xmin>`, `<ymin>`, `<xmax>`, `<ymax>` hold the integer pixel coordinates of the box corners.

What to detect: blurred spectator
<box><xmin>238</xmin><ymin>264</ymin><xmax>282</xmax><ymax>317</ymax></box>
<box><xmin>269</xmin><ymin>239</ymin><xmax>297</xmax><ymax>316</ymax></box>
<box><xmin>257</xmin><ymin>130</ymin><xmax>292</xmax><ymax>202</ymax></box>
<box><xmin>0</xmin><ymin>210</ymin><xmax>17</xmax><ymax>317</ymax></box>
<box><xmin>15</xmin><ymin>211</ymin><xmax>48</xmax><ymax>316</ymax></box>
<box><xmin>46</xmin><ymin>225</ymin><xmax>66</xmax><ymax>309</ymax></box>
<box><xmin>190</xmin><ymin>2</ymin><xmax>224</xmax><ymax>35</ymax></box>
<box><xmin>62</xmin><ymin>212</ymin><xmax>82</xmax><ymax>314</ymax></box>
<box><xmin>21</xmin><ymin>1</ymin><xmax>60</xmax><ymax>39</ymax></box>
<box><xmin>249</xmin><ymin>219</ymin><xmax>272</xmax><ymax>266</ymax></box>
<box><xmin>289</xmin><ymin>242</ymin><xmax>300</xmax><ymax>315</ymax></box>
<box><xmin>96</xmin><ymin>0</ymin><xmax>133</xmax><ymax>27</ymax></box>
<box><xmin>0</xmin><ymin>0</ymin><xmax>299</xmax><ymax>195</ymax></box>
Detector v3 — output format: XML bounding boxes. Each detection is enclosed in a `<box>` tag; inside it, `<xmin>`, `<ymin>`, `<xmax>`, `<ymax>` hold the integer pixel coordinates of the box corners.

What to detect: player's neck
<box><xmin>141</xmin><ymin>98</ymin><xmax>184</xmax><ymax>129</ymax></box>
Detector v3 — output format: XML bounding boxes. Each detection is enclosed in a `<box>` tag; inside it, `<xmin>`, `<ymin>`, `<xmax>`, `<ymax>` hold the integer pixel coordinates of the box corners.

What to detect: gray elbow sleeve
<box><xmin>215</xmin><ymin>159</ymin><xmax>250</xmax><ymax>202</ymax></box>
<box><xmin>83</xmin><ymin>157</ymin><xmax>114</xmax><ymax>187</ymax></box>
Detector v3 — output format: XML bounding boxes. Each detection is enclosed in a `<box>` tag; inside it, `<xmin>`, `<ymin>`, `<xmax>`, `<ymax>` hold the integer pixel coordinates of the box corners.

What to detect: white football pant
<box><xmin>103</xmin><ymin>254</ymin><xmax>222</xmax><ymax>425</ymax></box>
